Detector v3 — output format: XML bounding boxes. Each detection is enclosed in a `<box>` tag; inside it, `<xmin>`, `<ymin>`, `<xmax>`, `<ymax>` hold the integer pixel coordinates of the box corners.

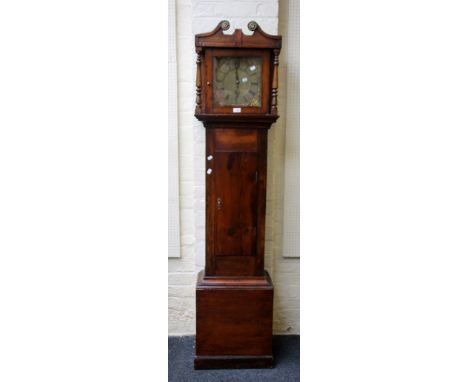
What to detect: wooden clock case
<box><xmin>194</xmin><ymin>20</ymin><xmax>281</xmax><ymax>369</ymax></box>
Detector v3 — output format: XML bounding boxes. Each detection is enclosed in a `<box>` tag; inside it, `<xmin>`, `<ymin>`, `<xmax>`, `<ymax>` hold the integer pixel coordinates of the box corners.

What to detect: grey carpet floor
<box><xmin>168</xmin><ymin>335</ymin><xmax>300</xmax><ymax>382</ymax></box>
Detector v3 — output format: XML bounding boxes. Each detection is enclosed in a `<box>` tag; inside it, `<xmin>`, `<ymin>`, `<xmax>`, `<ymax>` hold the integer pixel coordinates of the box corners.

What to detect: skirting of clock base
<box><xmin>195</xmin><ymin>270</ymin><xmax>274</xmax><ymax>369</ymax></box>
<box><xmin>194</xmin><ymin>355</ymin><xmax>274</xmax><ymax>369</ymax></box>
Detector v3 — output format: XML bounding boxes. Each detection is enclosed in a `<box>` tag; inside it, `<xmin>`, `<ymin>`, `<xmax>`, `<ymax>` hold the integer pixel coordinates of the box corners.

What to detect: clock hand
<box><xmin>235</xmin><ymin>59</ymin><xmax>240</xmax><ymax>103</ymax></box>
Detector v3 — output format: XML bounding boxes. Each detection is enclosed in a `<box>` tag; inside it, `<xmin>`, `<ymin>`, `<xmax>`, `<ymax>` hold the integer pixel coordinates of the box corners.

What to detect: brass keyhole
<box><xmin>216</xmin><ymin>197</ymin><xmax>222</xmax><ymax>210</ymax></box>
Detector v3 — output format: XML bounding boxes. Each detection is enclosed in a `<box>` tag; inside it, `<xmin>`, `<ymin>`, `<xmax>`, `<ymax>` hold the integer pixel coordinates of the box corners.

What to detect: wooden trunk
<box><xmin>205</xmin><ymin>127</ymin><xmax>268</xmax><ymax>277</ymax></box>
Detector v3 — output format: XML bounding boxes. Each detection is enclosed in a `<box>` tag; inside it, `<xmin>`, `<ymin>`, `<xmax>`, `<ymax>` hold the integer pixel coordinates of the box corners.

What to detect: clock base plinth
<box><xmin>195</xmin><ymin>270</ymin><xmax>274</xmax><ymax>369</ymax></box>
<box><xmin>194</xmin><ymin>355</ymin><xmax>274</xmax><ymax>370</ymax></box>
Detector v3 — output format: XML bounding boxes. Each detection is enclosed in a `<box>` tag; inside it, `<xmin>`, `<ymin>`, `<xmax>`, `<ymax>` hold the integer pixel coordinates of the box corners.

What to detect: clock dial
<box><xmin>213</xmin><ymin>57</ymin><xmax>262</xmax><ymax>107</ymax></box>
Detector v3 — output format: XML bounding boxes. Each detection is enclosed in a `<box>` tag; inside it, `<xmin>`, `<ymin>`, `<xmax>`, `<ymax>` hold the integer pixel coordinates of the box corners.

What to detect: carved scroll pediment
<box><xmin>195</xmin><ymin>20</ymin><xmax>282</xmax><ymax>50</ymax></box>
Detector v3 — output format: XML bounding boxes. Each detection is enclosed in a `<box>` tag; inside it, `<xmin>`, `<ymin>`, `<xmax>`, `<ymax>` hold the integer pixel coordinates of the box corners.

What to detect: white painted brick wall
<box><xmin>168</xmin><ymin>0</ymin><xmax>196</xmax><ymax>335</ymax></box>
<box><xmin>169</xmin><ymin>0</ymin><xmax>300</xmax><ymax>335</ymax></box>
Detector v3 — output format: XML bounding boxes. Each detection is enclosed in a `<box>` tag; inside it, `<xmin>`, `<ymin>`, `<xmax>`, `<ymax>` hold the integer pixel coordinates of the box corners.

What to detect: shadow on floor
<box><xmin>169</xmin><ymin>335</ymin><xmax>300</xmax><ymax>382</ymax></box>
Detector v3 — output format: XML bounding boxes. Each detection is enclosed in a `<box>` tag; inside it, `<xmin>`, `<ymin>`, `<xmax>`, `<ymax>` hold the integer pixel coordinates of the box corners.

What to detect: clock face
<box><xmin>213</xmin><ymin>57</ymin><xmax>262</xmax><ymax>107</ymax></box>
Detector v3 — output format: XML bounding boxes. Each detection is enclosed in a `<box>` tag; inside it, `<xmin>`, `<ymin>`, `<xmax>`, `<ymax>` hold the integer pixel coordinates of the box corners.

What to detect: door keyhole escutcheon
<box><xmin>216</xmin><ymin>197</ymin><xmax>222</xmax><ymax>210</ymax></box>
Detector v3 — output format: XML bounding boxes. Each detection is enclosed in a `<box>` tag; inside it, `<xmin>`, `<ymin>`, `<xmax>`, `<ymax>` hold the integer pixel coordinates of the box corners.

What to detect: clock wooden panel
<box><xmin>214</xmin><ymin>128</ymin><xmax>257</xmax><ymax>151</ymax></box>
<box><xmin>195</xmin><ymin>271</ymin><xmax>274</xmax><ymax>369</ymax></box>
<box><xmin>214</xmin><ymin>151</ymin><xmax>258</xmax><ymax>257</ymax></box>
<box><xmin>194</xmin><ymin>20</ymin><xmax>281</xmax><ymax>370</ymax></box>
<box><xmin>196</xmin><ymin>281</ymin><xmax>273</xmax><ymax>356</ymax></box>
<box><xmin>205</xmin><ymin>128</ymin><xmax>265</xmax><ymax>276</ymax></box>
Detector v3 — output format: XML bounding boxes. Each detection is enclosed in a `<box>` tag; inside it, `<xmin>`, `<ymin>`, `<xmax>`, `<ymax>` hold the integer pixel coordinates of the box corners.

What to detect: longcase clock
<box><xmin>194</xmin><ymin>20</ymin><xmax>281</xmax><ymax>369</ymax></box>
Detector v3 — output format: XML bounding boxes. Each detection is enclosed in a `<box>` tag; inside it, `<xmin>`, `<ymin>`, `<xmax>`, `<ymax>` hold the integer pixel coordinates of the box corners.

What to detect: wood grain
<box><xmin>195</xmin><ymin>270</ymin><xmax>274</xmax><ymax>368</ymax></box>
